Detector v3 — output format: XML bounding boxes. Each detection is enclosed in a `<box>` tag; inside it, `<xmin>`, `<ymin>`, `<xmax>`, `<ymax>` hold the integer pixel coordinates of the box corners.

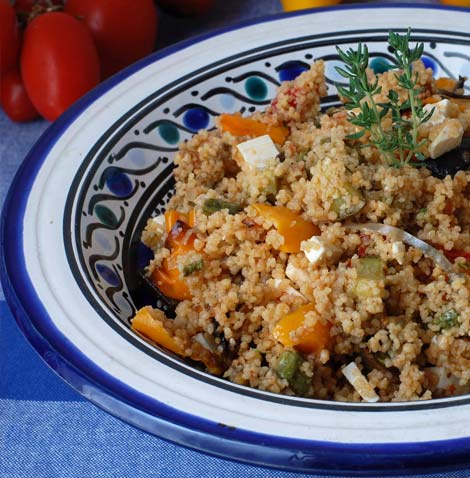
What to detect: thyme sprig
<box><xmin>335</xmin><ymin>29</ymin><xmax>434</xmax><ymax>167</ymax></box>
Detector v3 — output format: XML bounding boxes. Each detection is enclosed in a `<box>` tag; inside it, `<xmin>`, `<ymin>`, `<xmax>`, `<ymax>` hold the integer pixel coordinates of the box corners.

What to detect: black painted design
<box><xmin>63</xmin><ymin>27</ymin><xmax>470</xmax><ymax>410</ymax></box>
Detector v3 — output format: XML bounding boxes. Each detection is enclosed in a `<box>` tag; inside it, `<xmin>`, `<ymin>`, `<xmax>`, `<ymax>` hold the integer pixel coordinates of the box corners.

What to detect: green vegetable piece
<box><xmin>202</xmin><ymin>198</ymin><xmax>242</xmax><ymax>216</ymax></box>
<box><xmin>276</xmin><ymin>350</ymin><xmax>302</xmax><ymax>381</ymax></box>
<box><xmin>332</xmin><ymin>183</ymin><xmax>366</xmax><ymax>219</ymax></box>
<box><xmin>276</xmin><ymin>350</ymin><xmax>311</xmax><ymax>396</ymax></box>
<box><xmin>290</xmin><ymin>370</ymin><xmax>310</xmax><ymax>396</ymax></box>
<box><xmin>356</xmin><ymin>256</ymin><xmax>384</xmax><ymax>280</ymax></box>
<box><xmin>435</xmin><ymin>309</ymin><xmax>459</xmax><ymax>330</ymax></box>
<box><xmin>183</xmin><ymin>259</ymin><xmax>204</xmax><ymax>277</ymax></box>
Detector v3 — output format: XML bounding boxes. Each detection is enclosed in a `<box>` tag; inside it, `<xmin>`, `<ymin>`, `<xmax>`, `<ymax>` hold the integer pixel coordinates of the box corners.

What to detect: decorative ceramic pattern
<box><xmin>68</xmin><ymin>30</ymin><xmax>470</xmax><ymax>326</ymax></box>
<box><xmin>6</xmin><ymin>9</ymin><xmax>470</xmax><ymax>473</ymax></box>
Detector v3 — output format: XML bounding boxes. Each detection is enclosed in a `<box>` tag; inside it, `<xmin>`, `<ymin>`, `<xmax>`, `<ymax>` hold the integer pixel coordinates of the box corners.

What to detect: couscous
<box><xmin>131</xmin><ymin>31</ymin><xmax>470</xmax><ymax>402</ymax></box>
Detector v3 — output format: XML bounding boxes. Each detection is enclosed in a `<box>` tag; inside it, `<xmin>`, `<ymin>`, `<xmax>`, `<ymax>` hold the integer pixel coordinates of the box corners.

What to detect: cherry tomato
<box><xmin>1</xmin><ymin>69</ymin><xmax>39</xmax><ymax>122</ymax></box>
<box><xmin>156</xmin><ymin>0</ymin><xmax>214</xmax><ymax>16</ymax></box>
<box><xmin>65</xmin><ymin>0</ymin><xmax>157</xmax><ymax>79</ymax></box>
<box><xmin>0</xmin><ymin>0</ymin><xmax>20</xmax><ymax>76</ymax></box>
<box><xmin>21</xmin><ymin>12</ymin><xmax>100</xmax><ymax>121</ymax></box>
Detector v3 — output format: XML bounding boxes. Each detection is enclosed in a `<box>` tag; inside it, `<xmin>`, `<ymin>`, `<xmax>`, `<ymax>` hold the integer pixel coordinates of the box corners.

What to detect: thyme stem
<box><xmin>335</xmin><ymin>28</ymin><xmax>434</xmax><ymax>167</ymax></box>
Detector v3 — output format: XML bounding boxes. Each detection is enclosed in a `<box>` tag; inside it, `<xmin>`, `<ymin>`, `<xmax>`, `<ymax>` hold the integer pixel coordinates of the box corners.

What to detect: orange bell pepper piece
<box><xmin>219</xmin><ymin>114</ymin><xmax>289</xmax><ymax>145</ymax></box>
<box><xmin>252</xmin><ymin>204</ymin><xmax>319</xmax><ymax>253</ymax></box>
<box><xmin>273</xmin><ymin>304</ymin><xmax>331</xmax><ymax>354</ymax></box>
<box><xmin>164</xmin><ymin>209</ymin><xmax>196</xmax><ymax>233</ymax></box>
<box><xmin>151</xmin><ymin>261</ymin><xmax>192</xmax><ymax>301</ymax></box>
<box><xmin>131</xmin><ymin>306</ymin><xmax>185</xmax><ymax>355</ymax></box>
<box><xmin>422</xmin><ymin>96</ymin><xmax>440</xmax><ymax>106</ymax></box>
<box><xmin>435</xmin><ymin>77</ymin><xmax>458</xmax><ymax>91</ymax></box>
<box><xmin>132</xmin><ymin>306</ymin><xmax>224</xmax><ymax>375</ymax></box>
<box><xmin>152</xmin><ymin>218</ymin><xmax>197</xmax><ymax>301</ymax></box>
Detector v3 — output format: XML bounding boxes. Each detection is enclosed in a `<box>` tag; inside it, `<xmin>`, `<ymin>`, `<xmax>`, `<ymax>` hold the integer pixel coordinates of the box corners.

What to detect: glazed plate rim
<box><xmin>3</xmin><ymin>4</ymin><xmax>470</xmax><ymax>475</ymax></box>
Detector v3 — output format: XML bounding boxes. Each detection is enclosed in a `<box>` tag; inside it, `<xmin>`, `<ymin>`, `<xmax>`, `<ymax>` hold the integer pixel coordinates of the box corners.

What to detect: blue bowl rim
<box><xmin>2</xmin><ymin>4</ymin><xmax>470</xmax><ymax>475</ymax></box>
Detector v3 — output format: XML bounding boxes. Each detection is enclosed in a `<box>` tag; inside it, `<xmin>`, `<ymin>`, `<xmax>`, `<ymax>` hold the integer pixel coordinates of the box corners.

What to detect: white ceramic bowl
<box><xmin>3</xmin><ymin>5</ymin><xmax>470</xmax><ymax>475</ymax></box>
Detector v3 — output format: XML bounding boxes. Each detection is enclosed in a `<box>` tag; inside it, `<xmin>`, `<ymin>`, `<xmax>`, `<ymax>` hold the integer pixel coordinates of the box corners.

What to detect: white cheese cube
<box><xmin>301</xmin><ymin>236</ymin><xmax>325</xmax><ymax>265</ymax></box>
<box><xmin>342</xmin><ymin>362</ymin><xmax>379</xmax><ymax>403</ymax></box>
<box><xmin>236</xmin><ymin>134</ymin><xmax>279</xmax><ymax>170</ymax></box>
<box><xmin>428</xmin><ymin>118</ymin><xmax>464</xmax><ymax>159</ymax></box>
<box><xmin>423</xmin><ymin>99</ymin><xmax>452</xmax><ymax>127</ymax></box>
<box><xmin>428</xmin><ymin>366</ymin><xmax>459</xmax><ymax>391</ymax></box>
<box><xmin>152</xmin><ymin>214</ymin><xmax>166</xmax><ymax>226</ymax></box>
<box><xmin>285</xmin><ymin>261</ymin><xmax>310</xmax><ymax>287</ymax></box>
<box><xmin>273</xmin><ymin>278</ymin><xmax>305</xmax><ymax>298</ymax></box>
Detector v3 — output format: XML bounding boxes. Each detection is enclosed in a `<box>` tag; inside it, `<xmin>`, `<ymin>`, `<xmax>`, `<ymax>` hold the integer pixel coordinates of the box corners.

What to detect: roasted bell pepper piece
<box><xmin>151</xmin><ymin>220</ymin><xmax>197</xmax><ymax>300</ymax></box>
<box><xmin>219</xmin><ymin>114</ymin><xmax>289</xmax><ymax>145</ymax></box>
<box><xmin>164</xmin><ymin>209</ymin><xmax>195</xmax><ymax>233</ymax></box>
<box><xmin>273</xmin><ymin>304</ymin><xmax>331</xmax><ymax>354</ymax></box>
<box><xmin>151</xmin><ymin>262</ymin><xmax>191</xmax><ymax>301</ymax></box>
<box><xmin>252</xmin><ymin>203</ymin><xmax>319</xmax><ymax>253</ymax></box>
<box><xmin>131</xmin><ymin>306</ymin><xmax>185</xmax><ymax>355</ymax></box>
<box><xmin>435</xmin><ymin>77</ymin><xmax>458</xmax><ymax>92</ymax></box>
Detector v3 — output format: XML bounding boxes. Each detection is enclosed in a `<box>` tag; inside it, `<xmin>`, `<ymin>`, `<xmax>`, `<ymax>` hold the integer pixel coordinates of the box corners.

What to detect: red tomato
<box><xmin>21</xmin><ymin>12</ymin><xmax>100</xmax><ymax>121</ymax></box>
<box><xmin>65</xmin><ymin>0</ymin><xmax>157</xmax><ymax>79</ymax></box>
<box><xmin>0</xmin><ymin>0</ymin><xmax>20</xmax><ymax>76</ymax></box>
<box><xmin>1</xmin><ymin>69</ymin><xmax>39</xmax><ymax>122</ymax></box>
<box><xmin>156</xmin><ymin>0</ymin><xmax>215</xmax><ymax>16</ymax></box>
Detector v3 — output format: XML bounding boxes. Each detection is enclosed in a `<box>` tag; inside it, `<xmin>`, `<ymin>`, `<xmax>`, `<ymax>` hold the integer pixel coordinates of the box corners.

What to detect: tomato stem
<box><xmin>27</xmin><ymin>2</ymin><xmax>63</xmax><ymax>25</ymax></box>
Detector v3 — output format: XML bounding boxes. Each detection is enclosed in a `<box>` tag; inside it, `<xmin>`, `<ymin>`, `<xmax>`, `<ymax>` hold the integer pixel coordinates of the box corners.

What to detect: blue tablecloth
<box><xmin>2</xmin><ymin>1</ymin><xmax>464</xmax><ymax>477</ymax></box>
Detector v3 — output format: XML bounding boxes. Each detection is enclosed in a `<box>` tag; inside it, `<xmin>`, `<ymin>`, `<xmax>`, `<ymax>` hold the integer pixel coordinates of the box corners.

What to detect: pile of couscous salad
<box><xmin>131</xmin><ymin>30</ymin><xmax>470</xmax><ymax>402</ymax></box>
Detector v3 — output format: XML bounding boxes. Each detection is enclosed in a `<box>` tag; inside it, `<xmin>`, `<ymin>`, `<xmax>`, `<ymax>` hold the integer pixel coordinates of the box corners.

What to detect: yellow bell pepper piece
<box><xmin>131</xmin><ymin>306</ymin><xmax>185</xmax><ymax>355</ymax></box>
<box><xmin>219</xmin><ymin>114</ymin><xmax>289</xmax><ymax>145</ymax></box>
<box><xmin>252</xmin><ymin>204</ymin><xmax>319</xmax><ymax>253</ymax></box>
<box><xmin>281</xmin><ymin>0</ymin><xmax>341</xmax><ymax>11</ymax></box>
<box><xmin>274</xmin><ymin>304</ymin><xmax>331</xmax><ymax>354</ymax></box>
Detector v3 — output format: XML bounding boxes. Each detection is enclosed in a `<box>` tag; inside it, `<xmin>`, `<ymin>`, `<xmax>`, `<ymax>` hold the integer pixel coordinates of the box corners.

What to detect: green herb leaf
<box><xmin>346</xmin><ymin>130</ymin><xmax>366</xmax><ymax>140</ymax></box>
<box><xmin>434</xmin><ymin>309</ymin><xmax>459</xmax><ymax>330</ymax></box>
<box><xmin>334</xmin><ymin>28</ymin><xmax>432</xmax><ymax>167</ymax></box>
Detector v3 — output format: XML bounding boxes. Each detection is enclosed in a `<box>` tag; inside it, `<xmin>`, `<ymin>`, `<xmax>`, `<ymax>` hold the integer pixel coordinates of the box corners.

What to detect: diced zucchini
<box><xmin>202</xmin><ymin>198</ymin><xmax>243</xmax><ymax>216</ymax></box>
<box><xmin>276</xmin><ymin>350</ymin><xmax>302</xmax><ymax>381</ymax></box>
<box><xmin>356</xmin><ymin>256</ymin><xmax>384</xmax><ymax>280</ymax></box>
<box><xmin>332</xmin><ymin>183</ymin><xmax>366</xmax><ymax>219</ymax></box>
<box><xmin>290</xmin><ymin>370</ymin><xmax>310</xmax><ymax>396</ymax></box>
<box><xmin>276</xmin><ymin>350</ymin><xmax>310</xmax><ymax>396</ymax></box>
